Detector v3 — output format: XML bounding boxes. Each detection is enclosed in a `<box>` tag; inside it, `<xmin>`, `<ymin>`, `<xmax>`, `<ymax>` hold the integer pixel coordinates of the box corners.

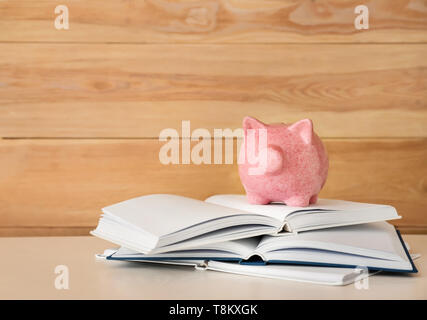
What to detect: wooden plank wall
<box><xmin>0</xmin><ymin>0</ymin><xmax>426</xmax><ymax>236</ymax></box>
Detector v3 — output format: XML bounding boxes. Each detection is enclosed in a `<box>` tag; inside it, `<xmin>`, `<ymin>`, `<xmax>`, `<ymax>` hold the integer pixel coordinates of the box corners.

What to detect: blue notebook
<box><xmin>106</xmin><ymin>221</ymin><xmax>417</xmax><ymax>273</ymax></box>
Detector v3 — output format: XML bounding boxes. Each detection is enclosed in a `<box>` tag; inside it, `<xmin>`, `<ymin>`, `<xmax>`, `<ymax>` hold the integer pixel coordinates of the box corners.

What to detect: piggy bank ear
<box><xmin>288</xmin><ymin>119</ymin><xmax>313</xmax><ymax>144</ymax></box>
<box><xmin>243</xmin><ymin>116</ymin><xmax>266</xmax><ymax>131</ymax></box>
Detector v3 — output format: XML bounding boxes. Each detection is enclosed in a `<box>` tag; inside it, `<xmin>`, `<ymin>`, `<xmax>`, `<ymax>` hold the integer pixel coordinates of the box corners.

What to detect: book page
<box><xmin>109</xmin><ymin>238</ymin><xmax>260</xmax><ymax>260</ymax></box>
<box><xmin>102</xmin><ymin>194</ymin><xmax>267</xmax><ymax>238</ymax></box>
<box><xmin>256</xmin><ymin>222</ymin><xmax>407</xmax><ymax>261</ymax></box>
<box><xmin>205</xmin><ymin>195</ymin><xmax>296</xmax><ymax>221</ymax></box>
<box><xmin>206</xmin><ymin>261</ymin><xmax>369</xmax><ymax>286</ymax></box>
<box><xmin>205</xmin><ymin>195</ymin><xmax>398</xmax><ymax>222</ymax></box>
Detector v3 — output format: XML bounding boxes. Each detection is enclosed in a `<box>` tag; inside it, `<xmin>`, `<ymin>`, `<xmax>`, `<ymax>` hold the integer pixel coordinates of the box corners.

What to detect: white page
<box><xmin>206</xmin><ymin>261</ymin><xmax>370</xmax><ymax>286</ymax></box>
<box><xmin>205</xmin><ymin>195</ymin><xmax>298</xmax><ymax>221</ymax></box>
<box><xmin>205</xmin><ymin>194</ymin><xmax>398</xmax><ymax>223</ymax></box>
<box><xmin>110</xmin><ymin>238</ymin><xmax>260</xmax><ymax>260</ymax></box>
<box><xmin>170</xmin><ymin>237</ymin><xmax>260</xmax><ymax>257</ymax></box>
<box><xmin>288</xmin><ymin>207</ymin><xmax>400</xmax><ymax>232</ymax></box>
<box><xmin>102</xmin><ymin>194</ymin><xmax>264</xmax><ymax>238</ymax></box>
<box><xmin>263</xmin><ymin>248</ymin><xmax>412</xmax><ymax>271</ymax></box>
<box><xmin>257</xmin><ymin>222</ymin><xmax>408</xmax><ymax>261</ymax></box>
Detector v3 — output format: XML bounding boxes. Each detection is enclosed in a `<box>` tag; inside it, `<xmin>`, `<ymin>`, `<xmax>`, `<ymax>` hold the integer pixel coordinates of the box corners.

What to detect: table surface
<box><xmin>0</xmin><ymin>235</ymin><xmax>426</xmax><ymax>299</ymax></box>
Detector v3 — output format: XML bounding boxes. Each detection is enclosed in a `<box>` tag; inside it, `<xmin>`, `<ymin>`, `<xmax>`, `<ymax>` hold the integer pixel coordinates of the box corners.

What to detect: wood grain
<box><xmin>0</xmin><ymin>227</ymin><xmax>93</xmax><ymax>237</ymax></box>
<box><xmin>0</xmin><ymin>138</ymin><xmax>425</xmax><ymax>235</ymax></box>
<box><xmin>0</xmin><ymin>1</ymin><xmax>426</xmax><ymax>237</ymax></box>
<box><xmin>3</xmin><ymin>225</ymin><xmax>425</xmax><ymax>237</ymax></box>
<box><xmin>0</xmin><ymin>43</ymin><xmax>426</xmax><ymax>138</ymax></box>
<box><xmin>1</xmin><ymin>0</ymin><xmax>427</xmax><ymax>43</ymax></box>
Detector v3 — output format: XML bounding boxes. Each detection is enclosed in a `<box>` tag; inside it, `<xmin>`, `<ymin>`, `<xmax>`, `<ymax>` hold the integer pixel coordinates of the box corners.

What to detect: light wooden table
<box><xmin>0</xmin><ymin>235</ymin><xmax>425</xmax><ymax>299</ymax></box>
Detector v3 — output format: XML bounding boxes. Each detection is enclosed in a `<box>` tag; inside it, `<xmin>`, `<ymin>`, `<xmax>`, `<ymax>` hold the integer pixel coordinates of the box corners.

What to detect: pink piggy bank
<box><xmin>238</xmin><ymin>117</ymin><xmax>328</xmax><ymax>207</ymax></box>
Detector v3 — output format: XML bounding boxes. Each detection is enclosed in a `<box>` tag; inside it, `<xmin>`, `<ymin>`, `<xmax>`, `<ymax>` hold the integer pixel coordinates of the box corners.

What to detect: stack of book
<box><xmin>92</xmin><ymin>194</ymin><xmax>418</xmax><ymax>286</ymax></box>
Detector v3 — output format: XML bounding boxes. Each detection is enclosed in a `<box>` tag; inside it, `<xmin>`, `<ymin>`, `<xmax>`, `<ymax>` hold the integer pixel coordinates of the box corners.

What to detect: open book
<box><xmin>96</xmin><ymin>250</ymin><xmax>374</xmax><ymax>286</ymax></box>
<box><xmin>91</xmin><ymin>194</ymin><xmax>400</xmax><ymax>255</ymax></box>
<box><xmin>105</xmin><ymin>222</ymin><xmax>417</xmax><ymax>273</ymax></box>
